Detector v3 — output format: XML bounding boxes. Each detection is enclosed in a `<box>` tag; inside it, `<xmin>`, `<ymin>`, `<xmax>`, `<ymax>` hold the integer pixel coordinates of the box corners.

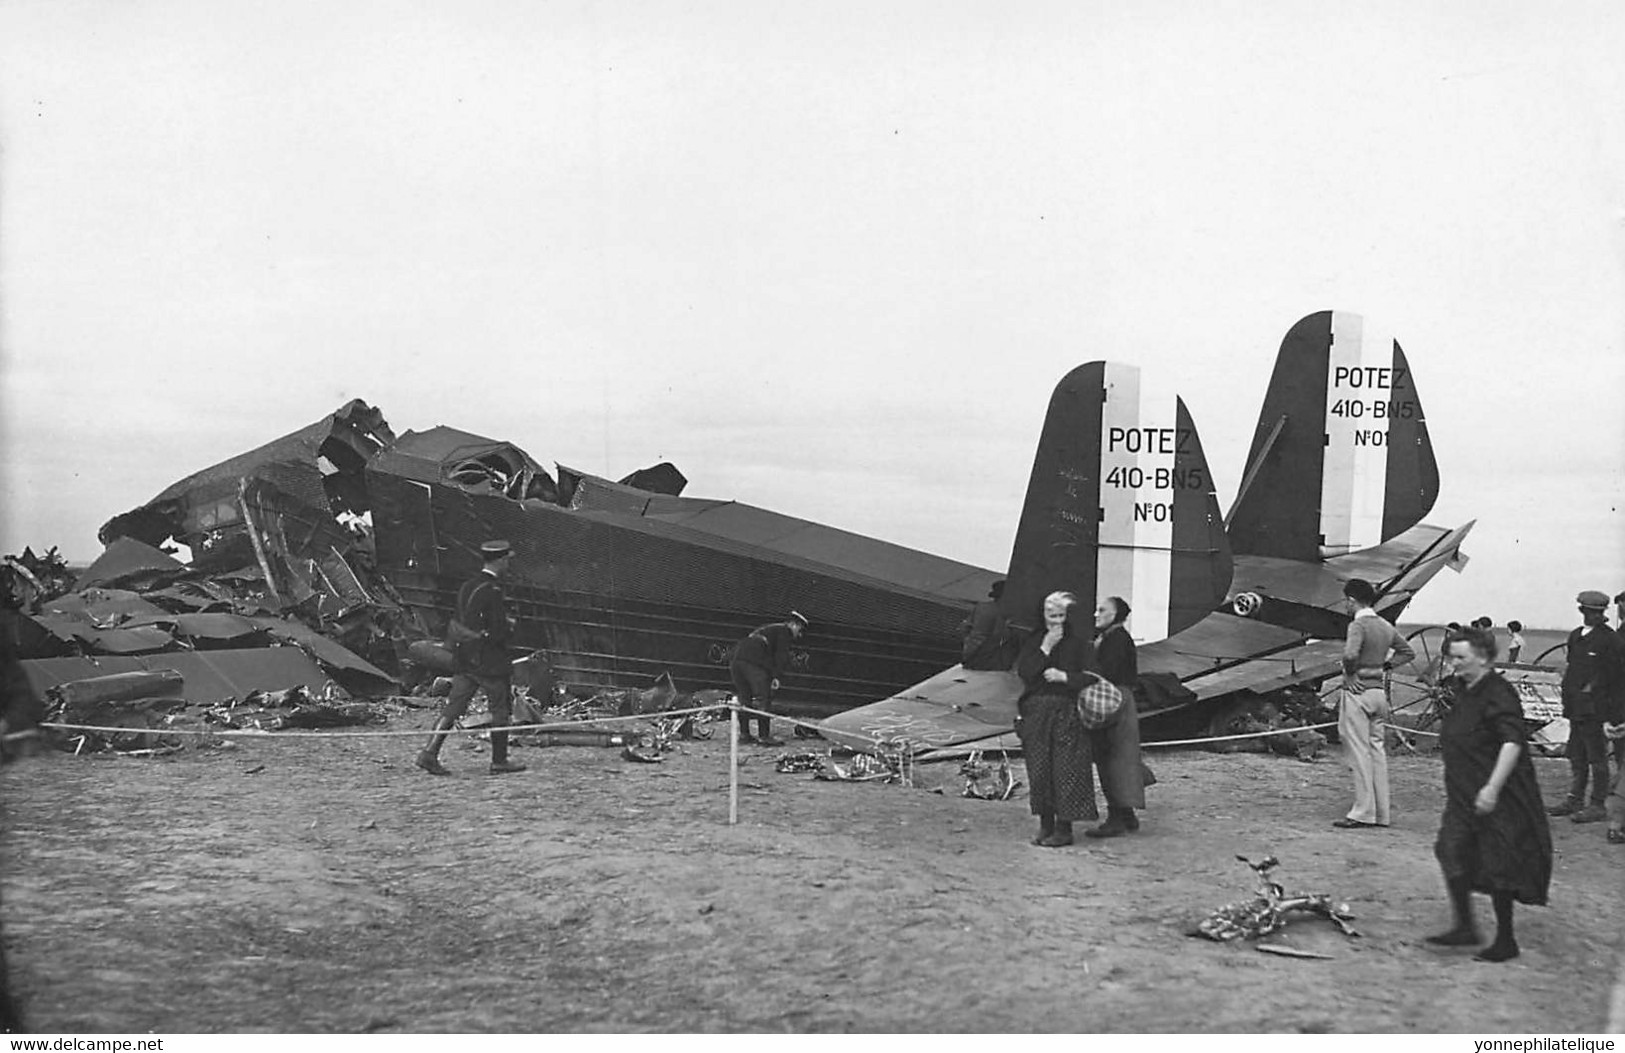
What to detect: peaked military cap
<box><xmin>1577</xmin><ymin>590</ymin><xmax>1610</xmax><ymax>609</ymax></box>
<box><xmin>481</xmin><ymin>540</ymin><xmax>513</xmax><ymax>559</ymax></box>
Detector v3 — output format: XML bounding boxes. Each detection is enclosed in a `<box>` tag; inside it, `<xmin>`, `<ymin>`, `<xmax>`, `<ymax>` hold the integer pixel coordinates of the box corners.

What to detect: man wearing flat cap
<box><xmin>729</xmin><ymin>611</ymin><xmax>808</xmax><ymax>747</ymax></box>
<box><xmin>1546</xmin><ymin>590</ymin><xmax>1625</xmax><ymax>823</ymax></box>
<box><xmin>416</xmin><ymin>540</ymin><xmax>528</xmax><ymax>776</ymax></box>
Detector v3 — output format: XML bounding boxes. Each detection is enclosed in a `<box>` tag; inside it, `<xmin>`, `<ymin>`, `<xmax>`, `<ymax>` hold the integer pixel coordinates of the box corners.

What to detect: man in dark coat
<box><xmin>1547</xmin><ymin>591</ymin><xmax>1625</xmax><ymax>823</ymax></box>
<box><xmin>959</xmin><ymin>580</ymin><xmax>1010</xmax><ymax>670</ymax></box>
<box><xmin>416</xmin><ymin>540</ymin><xmax>528</xmax><ymax>776</ymax></box>
<box><xmin>729</xmin><ymin>611</ymin><xmax>807</xmax><ymax>746</ymax></box>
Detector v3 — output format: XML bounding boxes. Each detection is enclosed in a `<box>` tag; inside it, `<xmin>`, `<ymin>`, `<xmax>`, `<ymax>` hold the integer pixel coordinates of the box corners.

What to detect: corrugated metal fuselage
<box><xmin>365</xmin><ymin>463</ymin><xmax>990</xmax><ymax>716</ymax></box>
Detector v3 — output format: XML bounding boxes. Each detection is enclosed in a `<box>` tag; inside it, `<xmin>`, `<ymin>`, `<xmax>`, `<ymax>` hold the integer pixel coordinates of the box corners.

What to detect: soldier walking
<box><xmin>416</xmin><ymin>540</ymin><xmax>528</xmax><ymax>776</ymax></box>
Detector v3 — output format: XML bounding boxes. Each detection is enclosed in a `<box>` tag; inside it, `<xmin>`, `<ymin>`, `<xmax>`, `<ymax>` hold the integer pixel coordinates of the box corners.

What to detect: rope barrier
<box><xmin>30</xmin><ymin>697</ymin><xmax>1451</xmax><ymax>750</ymax></box>
<box><xmin>731</xmin><ymin>704</ymin><xmax>1447</xmax><ymax>749</ymax></box>
<box><xmin>36</xmin><ymin>703</ymin><xmax>724</xmax><ymax>742</ymax></box>
<box><xmin>1141</xmin><ymin>721</ymin><xmax>1338</xmax><ymax>749</ymax></box>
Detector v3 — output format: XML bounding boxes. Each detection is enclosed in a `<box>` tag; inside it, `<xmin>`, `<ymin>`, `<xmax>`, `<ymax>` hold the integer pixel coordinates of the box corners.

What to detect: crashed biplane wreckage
<box><xmin>93</xmin><ymin>402</ymin><xmax>999</xmax><ymax>718</ymax></box>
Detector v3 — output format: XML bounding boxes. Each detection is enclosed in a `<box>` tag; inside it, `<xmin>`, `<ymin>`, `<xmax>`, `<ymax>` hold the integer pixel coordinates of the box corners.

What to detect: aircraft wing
<box><xmin>821</xmin><ymin>521</ymin><xmax>1475</xmax><ymax>751</ymax></box>
<box><xmin>819</xmin><ymin>665</ymin><xmax>1025</xmax><ymax>751</ymax></box>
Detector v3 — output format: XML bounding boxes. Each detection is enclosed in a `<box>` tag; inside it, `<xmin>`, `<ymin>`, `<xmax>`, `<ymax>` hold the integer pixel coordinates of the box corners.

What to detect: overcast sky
<box><xmin>2</xmin><ymin>1</ymin><xmax>1622</xmax><ymax>630</ymax></box>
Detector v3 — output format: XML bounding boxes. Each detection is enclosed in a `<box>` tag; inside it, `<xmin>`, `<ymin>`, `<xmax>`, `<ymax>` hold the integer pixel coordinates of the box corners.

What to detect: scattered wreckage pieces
<box><xmin>18</xmin><ymin>647</ymin><xmax>339</xmax><ymax>713</ymax></box>
<box><xmin>1207</xmin><ymin>691</ymin><xmax>1332</xmax><ymax>761</ymax></box>
<box><xmin>1</xmin><ymin>546</ymin><xmax>74</xmax><ymax>608</ymax></box>
<box><xmin>204</xmin><ymin>685</ymin><xmax>387</xmax><ymax>732</ymax></box>
<box><xmin>44</xmin><ymin>670</ymin><xmax>188</xmax><ymax>753</ymax></box>
<box><xmin>1192</xmin><ymin>856</ymin><xmax>1360</xmax><ymax>946</ymax></box>
<box><xmin>37</xmin><ymin>661</ymin><xmax>391</xmax><ymax>751</ymax></box>
<box><xmin>959</xmin><ymin>750</ymin><xmax>1023</xmax><ymax>801</ymax></box>
<box><xmin>774</xmin><ymin>741</ymin><xmax>917</xmax><ymax>785</ymax></box>
<box><xmin>775</xmin><ymin>752</ymin><xmax>824</xmax><ymax>774</ymax></box>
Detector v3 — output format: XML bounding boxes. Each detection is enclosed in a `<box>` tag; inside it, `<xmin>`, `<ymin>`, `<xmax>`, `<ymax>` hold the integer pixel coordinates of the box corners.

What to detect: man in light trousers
<box><xmin>1333</xmin><ymin>578</ymin><xmax>1415</xmax><ymax>829</ymax></box>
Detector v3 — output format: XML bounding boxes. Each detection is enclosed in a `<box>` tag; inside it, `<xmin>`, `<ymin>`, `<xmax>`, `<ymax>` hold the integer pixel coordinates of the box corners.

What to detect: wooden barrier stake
<box><xmin>728</xmin><ymin>696</ymin><xmax>739</xmax><ymax>826</ymax></box>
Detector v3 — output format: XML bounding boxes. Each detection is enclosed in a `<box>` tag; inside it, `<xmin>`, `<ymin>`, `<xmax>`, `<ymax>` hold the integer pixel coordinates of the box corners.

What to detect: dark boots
<box><xmin>1040</xmin><ymin>820</ymin><xmax>1074</xmax><ymax>847</ymax></box>
<box><xmin>1475</xmin><ymin>893</ymin><xmax>1519</xmax><ymax>962</ymax></box>
<box><xmin>754</xmin><ymin>716</ymin><xmax>783</xmax><ymax>747</ymax></box>
<box><xmin>1428</xmin><ymin>879</ymin><xmax>1517</xmax><ymax>961</ymax></box>
<box><xmin>417</xmin><ymin>718</ymin><xmax>527</xmax><ymax>775</ymax></box>
<box><xmin>488</xmin><ymin>728</ymin><xmax>527</xmax><ymax>775</ymax></box>
<box><xmin>1426</xmin><ymin>875</ymin><xmax>1481</xmax><ymax>947</ymax></box>
<box><xmin>415</xmin><ymin>718</ymin><xmax>455</xmax><ymax>775</ymax></box>
<box><xmin>1085</xmin><ymin>806</ymin><xmax>1140</xmax><ymax>839</ymax></box>
<box><xmin>1032</xmin><ymin>813</ymin><xmax>1056</xmax><ymax>845</ymax></box>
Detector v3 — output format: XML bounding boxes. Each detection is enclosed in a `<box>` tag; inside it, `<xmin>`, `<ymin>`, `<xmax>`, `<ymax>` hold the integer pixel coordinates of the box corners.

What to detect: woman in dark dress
<box><xmin>1087</xmin><ymin>596</ymin><xmax>1146</xmax><ymax>838</ymax></box>
<box><xmin>1014</xmin><ymin>591</ymin><xmax>1099</xmax><ymax>847</ymax></box>
<box><xmin>1429</xmin><ymin>627</ymin><xmax>1553</xmax><ymax>962</ymax></box>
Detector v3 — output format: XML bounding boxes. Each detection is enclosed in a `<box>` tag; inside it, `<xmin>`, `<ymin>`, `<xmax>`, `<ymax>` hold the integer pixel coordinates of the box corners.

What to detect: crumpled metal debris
<box><xmin>43</xmin><ymin>670</ymin><xmax>188</xmax><ymax>753</ymax></box>
<box><xmin>1</xmin><ymin>546</ymin><xmax>74</xmax><ymax>609</ymax></box>
<box><xmin>959</xmin><ymin>750</ymin><xmax>1022</xmax><ymax>801</ymax></box>
<box><xmin>775</xmin><ymin>752</ymin><xmax>824</xmax><ymax>774</ymax></box>
<box><xmin>774</xmin><ymin>741</ymin><xmax>916</xmax><ymax>785</ymax></box>
<box><xmin>202</xmin><ymin>683</ymin><xmax>386</xmax><ymax>732</ymax></box>
<box><xmin>1192</xmin><ymin>855</ymin><xmax>1360</xmax><ymax>942</ymax></box>
<box><xmin>1211</xmin><ymin>690</ymin><xmax>1331</xmax><ymax>761</ymax></box>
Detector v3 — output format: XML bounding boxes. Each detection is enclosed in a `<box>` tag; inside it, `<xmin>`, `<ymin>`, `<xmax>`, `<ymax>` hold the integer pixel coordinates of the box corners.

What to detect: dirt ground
<box><xmin>2</xmin><ymin>714</ymin><xmax>1621</xmax><ymax>1034</ymax></box>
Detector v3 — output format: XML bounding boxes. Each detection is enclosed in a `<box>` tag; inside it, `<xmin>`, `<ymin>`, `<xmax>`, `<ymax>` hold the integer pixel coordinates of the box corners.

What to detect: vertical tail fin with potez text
<box><xmin>1226</xmin><ymin>310</ymin><xmax>1440</xmax><ymax>561</ymax></box>
<box><xmin>1001</xmin><ymin>362</ymin><xmax>1233</xmax><ymax>642</ymax></box>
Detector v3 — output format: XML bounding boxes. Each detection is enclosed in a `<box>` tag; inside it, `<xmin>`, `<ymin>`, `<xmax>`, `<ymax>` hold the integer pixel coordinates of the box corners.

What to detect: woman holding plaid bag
<box><xmin>1086</xmin><ymin>596</ymin><xmax>1147</xmax><ymax>839</ymax></box>
<box><xmin>1014</xmin><ymin>591</ymin><xmax>1100</xmax><ymax>847</ymax></box>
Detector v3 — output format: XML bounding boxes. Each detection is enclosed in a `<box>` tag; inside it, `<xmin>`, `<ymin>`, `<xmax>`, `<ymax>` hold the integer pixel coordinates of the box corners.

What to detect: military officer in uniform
<box><xmin>1546</xmin><ymin>590</ymin><xmax>1625</xmax><ymax>823</ymax></box>
<box><xmin>416</xmin><ymin>540</ymin><xmax>528</xmax><ymax>776</ymax></box>
<box><xmin>729</xmin><ymin>611</ymin><xmax>808</xmax><ymax>746</ymax></box>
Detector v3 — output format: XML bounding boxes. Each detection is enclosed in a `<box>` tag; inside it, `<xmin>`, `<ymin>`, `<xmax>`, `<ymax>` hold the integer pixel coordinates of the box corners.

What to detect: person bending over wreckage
<box><xmin>416</xmin><ymin>540</ymin><xmax>528</xmax><ymax>776</ymax></box>
<box><xmin>729</xmin><ymin>611</ymin><xmax>808</xmax><ymax>747</ymax></box>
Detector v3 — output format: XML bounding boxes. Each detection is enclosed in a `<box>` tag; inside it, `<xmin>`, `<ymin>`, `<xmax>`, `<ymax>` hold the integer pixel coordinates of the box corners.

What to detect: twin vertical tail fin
<box><xmin>1002</xmin><ymin>362</ymin><xmax>1233</xmax><ymax>641</ymax></box>
<box><xmin>1226</xmin><ymin>310</ymin><xmax>1440</xmax><ymax>561</ymax></box>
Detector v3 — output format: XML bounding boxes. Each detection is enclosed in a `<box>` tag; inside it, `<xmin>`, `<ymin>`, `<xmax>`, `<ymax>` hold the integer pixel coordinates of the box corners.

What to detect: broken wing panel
<box><xmin>819</xmin><ymin>666</ymin><xmax>1025</xmax><ymax>750</ymax></box>
<box><xmin>16</xmin><ymin>647</ymin><xmax>335</xmax><ymax>711</ymax></box>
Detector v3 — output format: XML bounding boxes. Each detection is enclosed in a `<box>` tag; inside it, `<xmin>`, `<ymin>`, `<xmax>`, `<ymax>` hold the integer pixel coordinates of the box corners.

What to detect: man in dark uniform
<box><xmin>958</xmin><ymin>580</ymin><xmax>1010</xmax><ymax>670</ymax></box>
<box><xmin>729</xmin><ymin>611</ymin><xmax>807</xmax><ymax>746</ymax></box>
<box><xmin>416</xmin><ymin>540</ymin><xmax>528</xmax><ymax>776</ymax></box>
<box><xmin>1546</xmin><ymin>590</ymin><xmax>1625</xmax><ymax>823</ymax></box>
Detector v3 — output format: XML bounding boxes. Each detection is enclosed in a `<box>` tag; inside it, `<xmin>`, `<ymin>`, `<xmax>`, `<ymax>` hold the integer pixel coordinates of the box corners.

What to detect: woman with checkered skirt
<box><xmin>1014</xmin><ymin>591</ymin><xmax>1100</xmax><ymax>847</ymax></box>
